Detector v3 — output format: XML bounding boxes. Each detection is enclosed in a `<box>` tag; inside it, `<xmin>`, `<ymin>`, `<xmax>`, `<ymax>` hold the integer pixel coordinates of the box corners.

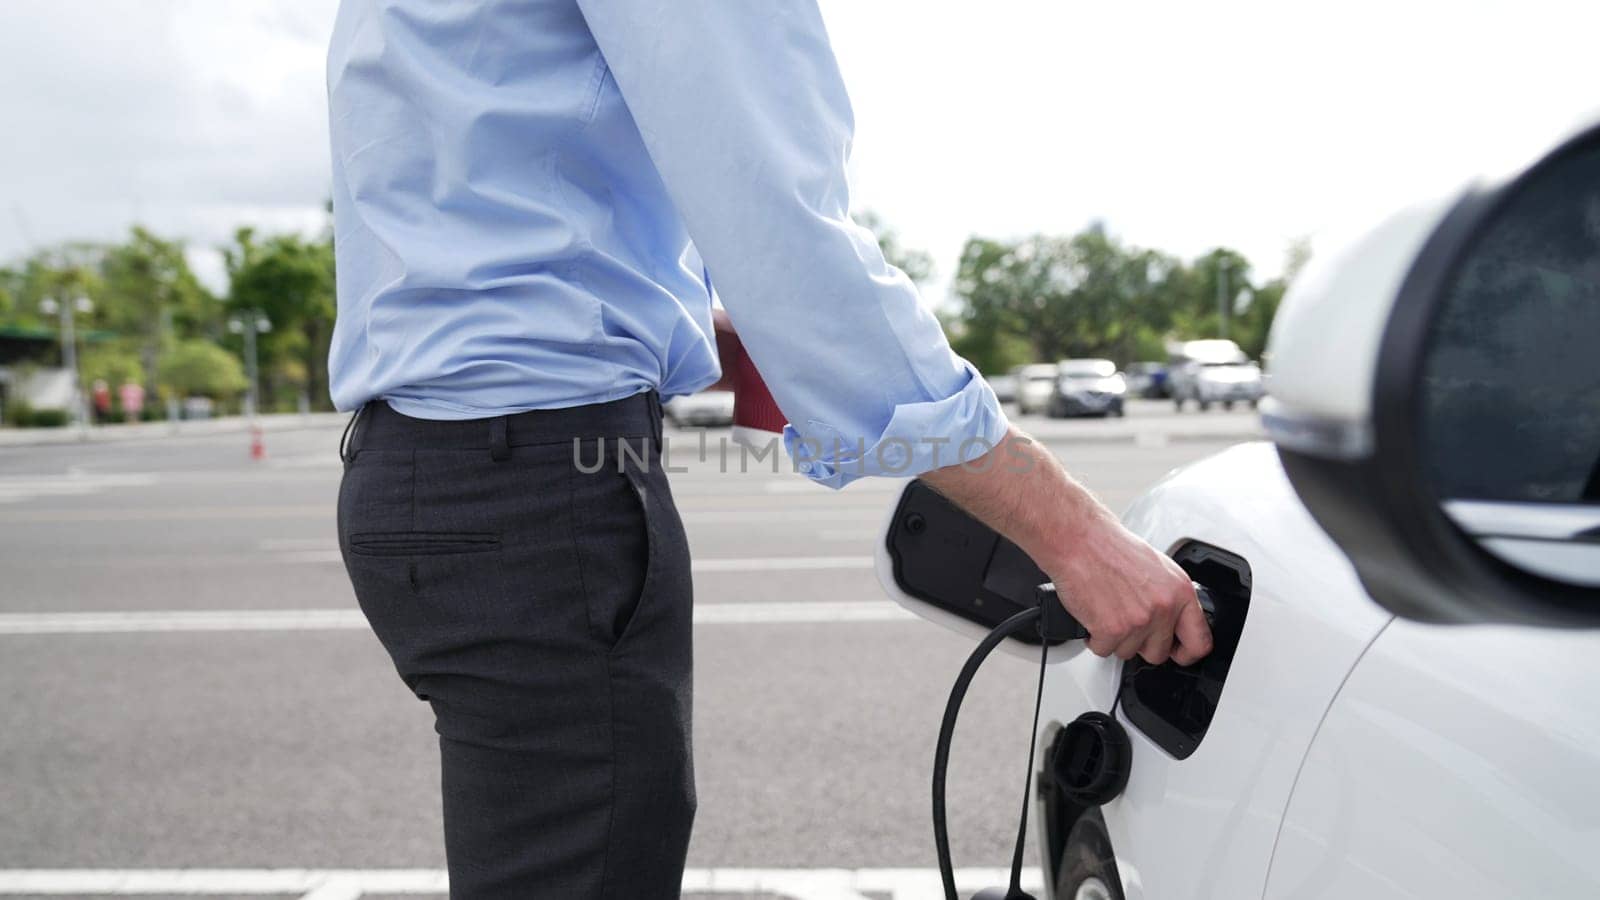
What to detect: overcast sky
<box><xmin>2</xmin><ymin>0</ymin><xmax>1597</xmax><ymax>302</ymax></box>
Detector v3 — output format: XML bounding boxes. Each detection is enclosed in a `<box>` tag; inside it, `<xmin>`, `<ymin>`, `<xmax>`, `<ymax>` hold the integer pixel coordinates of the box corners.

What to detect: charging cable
<box><xmin>933</xmin><ymin>583</ymin><xmax>1214</xmax><ymax>900</ymax></box>
<box><xmin>933</xmin><ymin>584</ymin><xmax>1086</xmax><ymax>900</ymax></box>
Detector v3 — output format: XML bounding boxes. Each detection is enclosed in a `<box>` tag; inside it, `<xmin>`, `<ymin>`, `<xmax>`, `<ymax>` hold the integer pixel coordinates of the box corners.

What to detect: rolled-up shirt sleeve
<box><xmin>576</xmin><ymin>0</ymin><xmax>1008</xmax><ymax>488</ymax></box>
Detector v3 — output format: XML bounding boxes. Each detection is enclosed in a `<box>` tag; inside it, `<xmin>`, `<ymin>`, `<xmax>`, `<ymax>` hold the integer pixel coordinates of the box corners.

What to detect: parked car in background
<box><xmin>1168</xmin><ymin>339</ymin><xmax>1264</xmax><ymax>411</ymax></box>
<box><xmin>664</xmin><ymin>389</ymin><xmax>734</xmax><ymax>427</ymax></box>
<box><xmin>985</xmin><ymin>372</ymin><xmax>1018</xmax><ymax>405</ymax></box>
<box><xmin>1049</xmin><ymin>358</ymin><xmax>1126</xmax><ymax>418</ymax></box>
<box><xmin>1123</xmin><ymin>362</ymin><xmax>1169</xmax><ymax>399</ymax></box>
<box><xmin>1013</xmin><ymin>363</ymin><xmax>1061</xmax><ymax>416</ymax></box>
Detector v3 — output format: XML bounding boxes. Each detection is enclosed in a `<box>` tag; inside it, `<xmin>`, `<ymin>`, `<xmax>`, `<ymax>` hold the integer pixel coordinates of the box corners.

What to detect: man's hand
<box><xmin>920</xmin><ymin>426</ymin><xmax>1212</xmax><ymax>666</ymax></box>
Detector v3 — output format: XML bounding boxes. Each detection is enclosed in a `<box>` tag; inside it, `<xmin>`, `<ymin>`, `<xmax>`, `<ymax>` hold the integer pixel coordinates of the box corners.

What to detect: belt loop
<box><xmin>489</xmin><ymin>415</ymin><xmax>511</xmax><ymax>461</ymax></box>
<box><xmin>648</xmin><ymin>390</ymin><xmax>663</xmax><ymax>450</ymax></box>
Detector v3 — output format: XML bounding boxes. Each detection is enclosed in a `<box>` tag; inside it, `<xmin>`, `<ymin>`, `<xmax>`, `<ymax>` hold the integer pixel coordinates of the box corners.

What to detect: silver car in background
<box><xmin>664</xmin><ymin>389</ymin><xmax>735</xmax><ymax>427</ymax></box>
<box><xmin>1168</xmin><ymin>339</ymin><xmax>1264</xmax><ymax>411</ymax></box>
<box><xmin>1049</xmin><ymin>358</ymin><xmax>1126</xmax><ymax>417</ymax></box>
<box><xmin>984</xmin><ymin>372</ymin><xmax>1018</xmax><ymax>405</ymax></box>
<box><xmin>1012</xmin><ymin>363</ymin><xmax>1061</xmax><ymax>416</ymax></box>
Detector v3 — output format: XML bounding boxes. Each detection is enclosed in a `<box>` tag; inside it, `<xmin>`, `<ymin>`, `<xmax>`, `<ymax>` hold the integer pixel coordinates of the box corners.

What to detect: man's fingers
<box><xmin>1112</xmin><ymin>622</ymin><xmax>1149</xmax><ymax>661</ymax></box>
<box><xmin>1086</xmin><ymin>631</ymin><xmax>1120</xmax><ymax>658</ymax></box>
<box><xmin>1137</xmin><ymin>630</ymin><xmax>1174</xmax><ymax>665</ymax></box>
<box><xmin>1136</xmin><ymin>588</ymin><xmax>1187</xmax><ymax>665</ymax></box>
<box><xmin>1169</xmin><ymin>599</ymin><xmax>1214</xmax><ymax>667</ymax></box>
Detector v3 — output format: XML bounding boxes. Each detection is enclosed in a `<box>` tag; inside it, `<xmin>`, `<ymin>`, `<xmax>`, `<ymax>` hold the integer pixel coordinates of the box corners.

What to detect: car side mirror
<box><xmin>1263</xmin><ymin>115</ymin><xmax>1600</xmax><ymax>626</ymax></box>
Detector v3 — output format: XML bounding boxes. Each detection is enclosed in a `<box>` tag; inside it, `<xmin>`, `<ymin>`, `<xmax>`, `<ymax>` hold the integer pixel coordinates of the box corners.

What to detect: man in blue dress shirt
<box><xmin>328</xmin><ymin>2</ymin><xmax>1209</xmax><ymax>896</ymax></box>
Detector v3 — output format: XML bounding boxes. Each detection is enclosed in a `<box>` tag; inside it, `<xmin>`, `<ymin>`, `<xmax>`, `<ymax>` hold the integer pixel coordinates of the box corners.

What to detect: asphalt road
<box><xmin>0</xmin><ymin>400</ymin><xmax>1261</xmax><ymax>899</ymax></box>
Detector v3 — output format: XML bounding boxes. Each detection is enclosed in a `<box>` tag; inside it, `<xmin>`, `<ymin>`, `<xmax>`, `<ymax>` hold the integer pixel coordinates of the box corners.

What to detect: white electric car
<box><xmin>881</xmin><ymin>114</ymin><xmax>1600</xmax><ymax>900</ymax></box>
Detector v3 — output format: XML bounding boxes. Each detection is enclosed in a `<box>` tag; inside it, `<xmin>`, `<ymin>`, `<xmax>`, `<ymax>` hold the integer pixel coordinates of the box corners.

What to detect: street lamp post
<box><xmin>1215</xmin><ymin>257</ymin><xmax>1231</xmax><ymax>340</ymax></box>
<box><xmin>39</xmin><ymin>295</ymin><xmax>94</xmax><ymax>431</ymax></box>
<box><xmin>228</xmin><ymin>311</ymin><xmax>272</xmax><ymax>420</ymax></box>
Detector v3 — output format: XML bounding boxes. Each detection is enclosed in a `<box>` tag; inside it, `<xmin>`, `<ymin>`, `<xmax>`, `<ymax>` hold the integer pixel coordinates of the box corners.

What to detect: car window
<box><xmin>1420</xmin><ymin>145</ymin><xmax>1600</xmax><ymax>503</ymax></box>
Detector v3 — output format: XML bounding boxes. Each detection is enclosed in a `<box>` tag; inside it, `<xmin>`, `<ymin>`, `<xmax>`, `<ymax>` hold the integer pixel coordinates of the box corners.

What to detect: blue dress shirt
<box><xmin>326</xmin><ymin>0</ymin><xmax>1007</xmax><ymax>487</ymax></box>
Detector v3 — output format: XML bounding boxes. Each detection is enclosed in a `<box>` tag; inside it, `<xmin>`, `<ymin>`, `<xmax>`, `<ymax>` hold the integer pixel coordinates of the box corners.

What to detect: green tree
<box><xmin>80</xmin><ymin>345</ymin><xmax>144</xmax><ymax>389</ymax></box>
<box><xmin>1176</xmin><ymin>248</ymin><xmax>1255</xmax><ymax>340</ymax></box>
<box><xmin>0</xmin><ymin>267</ymin><xmax>16</xmax><ymax>320</ymax></box>
<box><xmin>0</xmin><ymin>249</ymin><xmax>105</xmax><ymax>335</ymax></box>
<box><xmin>224</xmin><ymin>228</ymin><xmax>336</xmax><ymax>411</ymax></box>
<box><xmin>950</xmin><ymin>224</ymin><xmax>1169</xmax><ymax>368</ymax></box>
<box><xmin>100</xmin><ymin>227</ymin><xmax>215</xmax><ymax>392</ymax></box>
<box><xmin>159</xmin><ymin>339</ymin><xmax>248</xmax><ymax>399</ymax></box>
<box><xmin>938</xmin><ymin>239</ymin><xmax>1012</xmax><ymax>373</ymax></box>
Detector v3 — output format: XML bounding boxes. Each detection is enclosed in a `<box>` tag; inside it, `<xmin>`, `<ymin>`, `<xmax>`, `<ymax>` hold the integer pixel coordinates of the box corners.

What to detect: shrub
<box><xmin>159</xmin><ymin>340</ymin><xmax>248</xmax><ymax>399</ymax></box>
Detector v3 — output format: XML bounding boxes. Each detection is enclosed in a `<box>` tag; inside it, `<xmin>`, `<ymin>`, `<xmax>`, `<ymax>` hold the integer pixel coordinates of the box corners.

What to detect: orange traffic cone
<box><xmin>250</xmin><ymin>425</ymin><xmax>266</xmax><ymax>461</ymax></box>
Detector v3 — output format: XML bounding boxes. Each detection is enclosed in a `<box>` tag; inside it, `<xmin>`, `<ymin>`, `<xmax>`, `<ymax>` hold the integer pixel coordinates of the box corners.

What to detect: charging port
<box><xmin>1117</xmin><ymin>542</ymin><xmax>1251</xmax><ymax>760</ymax></box>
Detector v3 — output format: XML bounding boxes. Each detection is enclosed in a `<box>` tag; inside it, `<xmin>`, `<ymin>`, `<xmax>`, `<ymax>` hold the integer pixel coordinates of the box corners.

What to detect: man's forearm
<box><xmin>920</xmin><ymin>425</ymin><xmax>1211</xmax><ymax>664</ymax></box>
<box><xmin>920</xmin><ymin>426</ymin><xmax>1103</xmax><ymax>576</ymax></box>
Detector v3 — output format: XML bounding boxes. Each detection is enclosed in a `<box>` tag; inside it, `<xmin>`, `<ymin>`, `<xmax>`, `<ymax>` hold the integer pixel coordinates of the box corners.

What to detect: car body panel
<box><xmin>1040</xmin><ymin>443</ymin><xmax>1393</xmax><ymax>900</ymax></box>
<box><xmin>1265</xmin><ymin>619</ymin><xmax>1600</xmax><ymax>899</ymax></box>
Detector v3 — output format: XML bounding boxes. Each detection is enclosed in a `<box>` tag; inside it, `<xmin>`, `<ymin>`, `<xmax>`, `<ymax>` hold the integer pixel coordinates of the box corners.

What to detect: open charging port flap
<box><xmin>877</xmin><ymin>479</ymin><xmax>1083</xmax><ymax>663</ymax></box>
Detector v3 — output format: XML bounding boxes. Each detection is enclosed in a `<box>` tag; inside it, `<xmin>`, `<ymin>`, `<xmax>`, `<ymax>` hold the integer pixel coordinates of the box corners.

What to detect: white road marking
<box><xmin>257</xmin><ymin>544</ymin><xmax>874</xmax><ymax>572</ymax></box>
<box><xmin>13</xmin><ymin>549</ymin><xmax>877</xmax><ymax>572</ymax></box>
<box><xmin>0</xmin><ymin>867</ymin><xmax>1042</xmax><ymax>899</ymax></box>
<box><xmin>0</xmin><ymin>505</ymin><xmax>329</xmax><ymax>523</ymax></box>
<box><xmin>0</xmin><ymin>473</ymin><xmax>156</xmax><ymax>505</ymax></box>
<box><xmin>0</xmin><ymin>601</ymin><xmax>911</xmax><ymax>636</ymax></box>
<box><xmin>0</xmin><ymin>505</ymin><xmax>882</xmax><ymax>525</ymax></box>
<box><xmin>0</xmin><ymin>609</ymin><xmax>367</xmax><ymax>634</ymax></box>
<box><xmin>296</xmin><ymin>879</ymin><xmax>365</xmax><ymax>900</ymax></box>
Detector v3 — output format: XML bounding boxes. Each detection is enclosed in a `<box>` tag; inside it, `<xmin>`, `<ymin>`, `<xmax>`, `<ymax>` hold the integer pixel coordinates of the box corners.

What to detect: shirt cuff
<box><xmin>781</xmin><ymin>363</ymin><xmax>1011</xmax><ymax>490</ymax></box>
